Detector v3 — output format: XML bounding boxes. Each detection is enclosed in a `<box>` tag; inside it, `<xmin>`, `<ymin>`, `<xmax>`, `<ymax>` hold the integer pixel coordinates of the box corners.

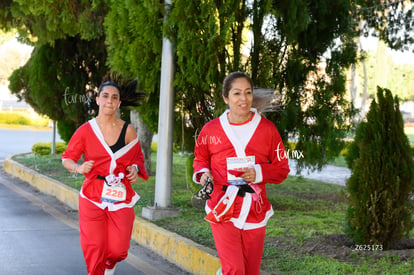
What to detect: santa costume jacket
<box><xmin>62</xmin><ymin>118</ymin><xmax>148</xmax><ymax>211</ymax></box>
<box><xmin>193</xmin><ymin>108</ymin><xmax>290</xmax><ymax>229</ymax></box>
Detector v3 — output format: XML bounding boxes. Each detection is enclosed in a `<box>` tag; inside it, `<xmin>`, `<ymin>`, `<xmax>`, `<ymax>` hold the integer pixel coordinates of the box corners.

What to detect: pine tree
<box><xmin>345</xmin><ymin>87</ymin><xmax>414</xmax><ymax>249</ymax></box>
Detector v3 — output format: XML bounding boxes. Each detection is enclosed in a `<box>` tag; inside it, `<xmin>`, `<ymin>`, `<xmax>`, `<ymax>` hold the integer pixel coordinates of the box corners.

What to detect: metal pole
<box><xmin>154</xmin><ymin>0</ymin><xmax>174</xmax><ymax>208</ymax></box>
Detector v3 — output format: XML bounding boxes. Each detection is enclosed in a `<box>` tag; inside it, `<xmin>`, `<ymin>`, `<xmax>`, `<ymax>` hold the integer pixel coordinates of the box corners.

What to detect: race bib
<box><xmin>226</xmin><ymin>156</ymin><xmax>255</xmax><ymax>185</ymax></box>
<box><xmin>101</xmin><ymin>173</ymin><xmax>127</xmax><ymax>203</ymax></box>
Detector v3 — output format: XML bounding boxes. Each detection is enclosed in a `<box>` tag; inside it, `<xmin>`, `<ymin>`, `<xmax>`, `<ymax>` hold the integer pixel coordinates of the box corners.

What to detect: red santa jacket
<box><xmin>62</xmin><ymin>118</ymin><xmax>148</xmax><ymax>211</ymax></box>
<box><xmin>193</xmin><ymin>109</ymin><xmax>290</xmax><ymax>229</ymax></box>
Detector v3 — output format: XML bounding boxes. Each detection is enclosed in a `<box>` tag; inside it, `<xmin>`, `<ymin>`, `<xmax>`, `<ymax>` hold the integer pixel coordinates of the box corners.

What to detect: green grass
<box><xmin>11</xmin><ymin>153</ymin><xmax>414</xmax><ymax>274</ymax></box>
<box><xmin>329</xmin><ymin>155</ymin><xmax>348</xmax><ymax>167</ymax></box>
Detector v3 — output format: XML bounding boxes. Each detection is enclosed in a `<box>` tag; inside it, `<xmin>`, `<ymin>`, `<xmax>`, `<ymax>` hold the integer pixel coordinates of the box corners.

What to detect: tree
<box><xmin>167</xmin><ymin>0</ymin><xmax>245</xmax><ymax>150</ymax></box>
<box><xmin>1</xmin><ymin>1</ymin><xmax>159</xmax><ymax>174</ymax></box>
<box><xmin>105</xmin><ymin>0</ymin><xmax>245</xmax><ymax>152</ymax></box>
<box><xmin>345</xmin><ymin>0</ymin><xmax>414</xmax><ymax>124</ymax></box>
<box><xmin>355</xmin><ymin>0</ymin><xmax>414</xmax><ymax>53</ymax></box>
<box><xmin>345</xmin><ymin>87</ymin><xmax>414</xmax><ymax>249</ymax></box>
<box><xmin>249</xmin><ymin>0</ymin><xmax>358</xmax><ymax>170</ymax></box>
<box><xmin>0</xmin><ymin>0</ymin><xmax>106</xmax><ymax>45</ymax></box>
<box><xmin>3</xmin><ymin>0</ymin><xmax>413</xmax><ymax>172</ymax></box>
<box><xmin>8</xmin><ymin>36</ymin><xmax>109</xmax><ymax>141</ymax></box>
<box><xmin>104</xmin><ymin>0</ymin><xmax>360</xmax><ymax>169</ymax></box>
<box><xmin>1</xmin><ymin>1</ymin><xmax>110</xmax><ymax>141</ymax></box>
<box><xmin>104</xmin><ymin>0</ymin><xmax>164</xmax><ymax>133</ymax></box>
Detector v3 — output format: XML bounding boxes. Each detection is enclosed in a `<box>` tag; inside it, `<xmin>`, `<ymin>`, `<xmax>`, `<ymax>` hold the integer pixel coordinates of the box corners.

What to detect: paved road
<box><xmin>0</xmin><ymin>168</ymin><xmax>88</xmax><ymax>274</ymax></box>
<box><xmin>288</xmin><ymin>160</ymin><xmax>351</xmax><ymax>186</ymax></box>
<box><xmin>0</xmin><ymin>127</ymin><xmax>61</xmax><ymax>160</ymax></box>
<box><xmin>0</xmin><ymin>127</ymin><xmax>190</xmax><ymax>275</ymax></box>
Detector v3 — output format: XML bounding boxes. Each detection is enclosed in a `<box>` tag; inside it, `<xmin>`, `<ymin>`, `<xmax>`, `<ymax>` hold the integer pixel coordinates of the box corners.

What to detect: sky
<box><xmin>360</xmin><ymin>36</ymin><xmax>414</xmax><ymax>66</ymax></box>
<box><xmin>0</xmin><ymin>37</ymin><xmax>32</xmax><ymax>101</ymax></box>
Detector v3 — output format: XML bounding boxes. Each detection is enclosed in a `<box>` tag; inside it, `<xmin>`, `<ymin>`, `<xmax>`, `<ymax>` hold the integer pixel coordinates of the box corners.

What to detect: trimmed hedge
<box><xmin>32</xmin><ymin>142</ymin><xmax>67</xmax><ymax>156</ymax></box>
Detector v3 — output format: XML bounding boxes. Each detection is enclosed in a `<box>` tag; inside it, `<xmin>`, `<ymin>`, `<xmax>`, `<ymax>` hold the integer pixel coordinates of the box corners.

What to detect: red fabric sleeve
<box><xmin>193</xmin><ymin>126</ymin><xmax>211</xmax><ymax>178</ymax></box>
<box><xmin>133</xmin><ymin>141</ymin><xmax>148</xmax><ymax>180</ymax></box>
<box><xmin>61</xmin><ymin>123</ymin><xmax>86</xmax><ymax>162</ymax></box>
<box><xmin>259</xmin><ymin>122</ymin><xmax>290</xmax><ymax>184</ymax></box>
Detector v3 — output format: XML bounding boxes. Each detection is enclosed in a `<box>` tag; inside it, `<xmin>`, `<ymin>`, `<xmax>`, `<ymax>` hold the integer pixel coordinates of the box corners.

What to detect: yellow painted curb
<box><xmin>3</xmin><ymin>156</ymin><xmax>79</xmax><ymax>210</ymax></box>
<box><xmin>132</xmin><ymin>217</ymin><xmax>221</xmax><ymax>275</ymax></box>
<box><xmin>3</xmin><ymin>156</ymin><xmax>221</xmax><ymax>275</ymax></box>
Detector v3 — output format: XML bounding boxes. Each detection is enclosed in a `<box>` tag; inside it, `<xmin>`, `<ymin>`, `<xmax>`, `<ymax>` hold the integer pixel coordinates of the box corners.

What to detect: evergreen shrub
<box><xmin>345</xmin><ymin>87</ymin><xmax>414</xmax><ymax>249</ymax></box>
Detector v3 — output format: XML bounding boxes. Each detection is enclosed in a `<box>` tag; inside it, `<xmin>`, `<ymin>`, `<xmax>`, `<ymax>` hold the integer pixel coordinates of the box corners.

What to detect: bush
<box><xmin>32</xmin><ymin>142</ymin><xmax>67</xmax><ymax>156</ymax></box>
<box><xmin>32</xmin><ymin>143</ymin><xmax>51</xmax><ymax>156</ymax></box>
<box><xmin>345</xmin><ymin>87</ymin><xmax>414</xmax><ymax>249</ymax></box>
<box><xmin>55</xmin><ymin>142</ymin><xmax>67</xmax><ymax>154</ymax></box>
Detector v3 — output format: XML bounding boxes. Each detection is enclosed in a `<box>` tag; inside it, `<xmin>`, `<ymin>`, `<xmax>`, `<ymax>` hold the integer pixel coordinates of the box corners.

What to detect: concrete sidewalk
<box><xmin>3</xmin><ymin>156</ymin><xmax>222</xmax><ymax>275</ymax></box>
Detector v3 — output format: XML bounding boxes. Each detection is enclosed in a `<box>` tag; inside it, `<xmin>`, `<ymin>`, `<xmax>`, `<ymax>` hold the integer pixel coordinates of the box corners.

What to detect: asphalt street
<box><xmin>0</xmin><ymin>127</ymin><xmax>61</xmax><ymax>160</ymax></box>
<box><xmin>288</xmin><ymin>159</ymin><xmax>350</xmax><ymax>186</ymax></box>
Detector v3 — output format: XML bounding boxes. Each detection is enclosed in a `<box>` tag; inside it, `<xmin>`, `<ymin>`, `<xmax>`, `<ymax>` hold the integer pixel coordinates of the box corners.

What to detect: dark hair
<box><xmin>98</xmin><ymin>81</ymin><xmax>121</xmax><ymax>96</ymax></box>
<box><xmin>222</xmin><ymin>71</ymin><xmax>253</xmax><ymax>98</ymax></box>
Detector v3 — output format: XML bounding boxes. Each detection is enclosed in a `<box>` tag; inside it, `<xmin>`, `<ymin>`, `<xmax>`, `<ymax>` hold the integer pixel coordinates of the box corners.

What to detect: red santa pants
<box><xmin>78</xmin><ymin>196</ymin><xmax>135</xmax><ymax>275</ymax></box>
<box><xmin>210</xmin><ymin>222</ymin><xmax>266</xmax><ymax>275</ymax></box>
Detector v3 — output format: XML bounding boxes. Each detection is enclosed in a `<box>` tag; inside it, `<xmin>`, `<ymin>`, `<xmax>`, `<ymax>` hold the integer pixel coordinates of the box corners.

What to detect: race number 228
<box><xmin>105</xmin><ymin>188</ymin><xmax>124</xmax><ymax>199</ymax></box>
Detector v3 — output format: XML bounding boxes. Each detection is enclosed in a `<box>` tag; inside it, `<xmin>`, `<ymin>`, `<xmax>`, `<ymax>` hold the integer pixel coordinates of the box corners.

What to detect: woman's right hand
<box><xmin>200</xmin><ymin>171</ymin><xmax>213</xmax><ymax>186</ymax></box>
<box><xmin>78</xmin><ymin>160</ymin><xmax>95</xmax><ymax>174</ymax></box>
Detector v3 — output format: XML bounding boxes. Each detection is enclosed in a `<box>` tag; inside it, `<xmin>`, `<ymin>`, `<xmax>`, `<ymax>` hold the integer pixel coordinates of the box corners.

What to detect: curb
<box><xmin>3</xmin><ymin>156</ymin><xmax>221</xmax><ymax>275</ymax></box>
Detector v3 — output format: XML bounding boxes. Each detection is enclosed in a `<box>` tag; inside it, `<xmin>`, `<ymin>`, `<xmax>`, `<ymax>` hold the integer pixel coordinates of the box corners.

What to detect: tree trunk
<box><xmin>349</xmin><ymin>63</ymin><xmax>357</xmax><ymax>107</ymax></box>
<box><xmin>130</xmin><ymin>110</ymin><xmax>153</xmax><ymax>175</ymax></box>
<box><xmin>349</xmin><ymin>63</ymin><xmax>360</xmax><ymax>124</ymax></box>
<box><xmin>360</xmin><ymin>57</ymin><xmax>369</xmax><ymax>120</ymax></box>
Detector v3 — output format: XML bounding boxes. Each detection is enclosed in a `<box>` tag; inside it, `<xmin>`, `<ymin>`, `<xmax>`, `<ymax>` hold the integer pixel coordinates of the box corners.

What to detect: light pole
<box><xmin>142</xmin><ymin>0</ymin><xmax>179</xmax><ymax>220</ymax></box>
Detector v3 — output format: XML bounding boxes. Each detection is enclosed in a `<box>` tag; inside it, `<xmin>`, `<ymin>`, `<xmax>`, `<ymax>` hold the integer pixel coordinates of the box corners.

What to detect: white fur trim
<box><xmin>243</xmin><ymin>206</ymin><xmax>274</xmax><ymax>230</ymax></box>
<box><xmin>104</xmin><ymin>265</ymin><xmax>116</xmax><ymax>275</ymax></box>
<box><xmin>230</xmin><ymin>192</ymin><xmax>252</xmax><ymax>229</ymax></box>
<box><xmin>253</xmin><ymin>164</ymin><xmax>263</xmax><ymax>183</ymax></box>
<box><xmin>89</xmin><ymin>119</ymin><xmax>139</xmax><ymax>175</ymax></box>
<box><xmin>80</xmin><ymin>187</ymin><xmax>140</xmax><ymax>211</ymax></box>
<box><xmin>219</xmin><ymin>108</ymin><xmax>261</xmax><ymax>157</ymax></box>
<box><xmin>193</xmin><ymin>168</ymin><xmax>209</xmax><ymax>184</ymax></box>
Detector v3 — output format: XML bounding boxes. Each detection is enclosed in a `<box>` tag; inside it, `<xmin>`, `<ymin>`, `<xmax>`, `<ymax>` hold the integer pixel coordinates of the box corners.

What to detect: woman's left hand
<box><xmin>241</xmin><ymin>168</ymin><xmax>256</xmax><ymax>183</ymax></box>
<box><xmin>126</xmin><ymin>165</ymin><xmax>139</xmax><ymax>184</ymax></box>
